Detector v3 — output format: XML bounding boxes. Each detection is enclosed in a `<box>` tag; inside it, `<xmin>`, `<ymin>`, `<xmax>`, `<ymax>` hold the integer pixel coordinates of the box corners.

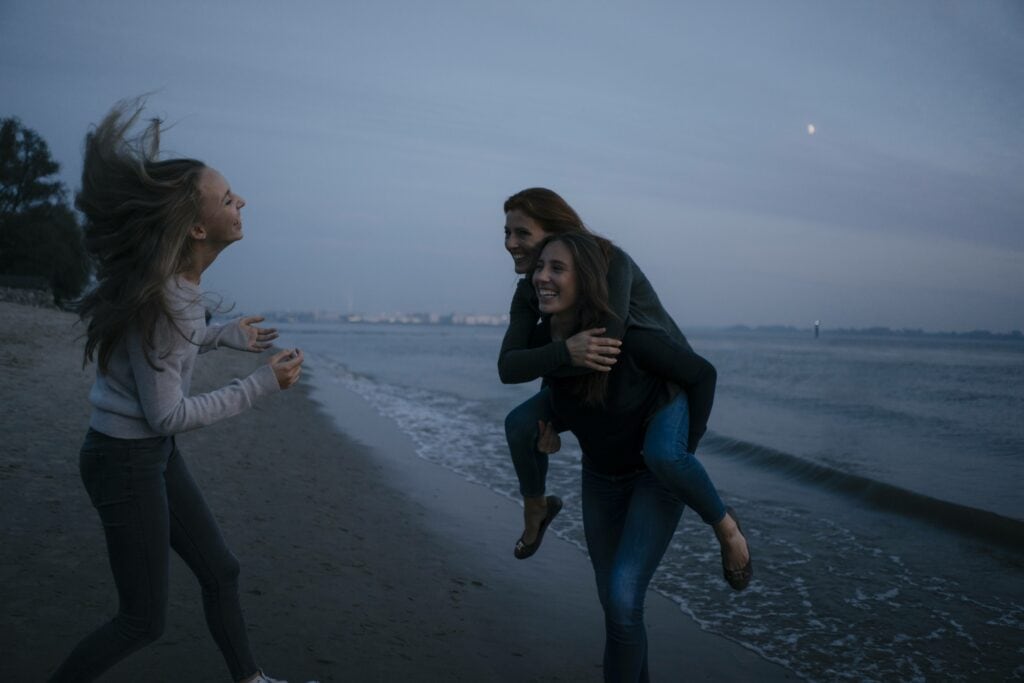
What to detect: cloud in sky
<box><xmin>2</xmin><ymin>0</ymin><xmax>1022</xmax><ymax>330</ymax></box>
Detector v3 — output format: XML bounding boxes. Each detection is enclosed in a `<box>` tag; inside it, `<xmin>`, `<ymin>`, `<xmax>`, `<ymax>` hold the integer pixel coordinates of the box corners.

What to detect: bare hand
<box><xmin>565</xmin><ymin>327</ymin><xmax>621</xmax><ymax>372</ymax></box>
<box><xmin>269</xmin><ymin>348</ymin><xmax>304</xmax><ymax>389</ymax></box>
<box><xmin>239</xmin><ymin>316</ymin><xmax>279</xmax><ymax>352</ymax></box>
<box><xmin>537</xmin><ymin>420</ymin><xmax>561</xmax><ymax>455</ymax></box>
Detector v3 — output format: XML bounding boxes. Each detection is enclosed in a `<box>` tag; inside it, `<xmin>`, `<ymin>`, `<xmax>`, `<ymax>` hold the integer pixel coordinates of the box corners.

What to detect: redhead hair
<box><xmin>504</xmin><ymin>187</ymin><xmax>614</xmax><ymax>260</ymax></box>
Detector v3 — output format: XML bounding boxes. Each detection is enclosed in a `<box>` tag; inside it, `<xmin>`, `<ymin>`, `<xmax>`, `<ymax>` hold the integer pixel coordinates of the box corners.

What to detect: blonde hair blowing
<box><xmin>76</xmin><ymin>97</ymin><xmax>207</xmax><ymax>371</ymax></box>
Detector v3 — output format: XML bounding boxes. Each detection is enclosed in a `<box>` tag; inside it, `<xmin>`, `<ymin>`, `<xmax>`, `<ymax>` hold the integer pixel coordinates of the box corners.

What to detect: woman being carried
<box><xmin>50</xmin><ymin>99</ymin><xmax>303</xmax><ymax>683</ymax></box>
<box><xmin>498</xmin><ymin>188</ymin><xmax>750</xmax><ymax>589</ymax></box>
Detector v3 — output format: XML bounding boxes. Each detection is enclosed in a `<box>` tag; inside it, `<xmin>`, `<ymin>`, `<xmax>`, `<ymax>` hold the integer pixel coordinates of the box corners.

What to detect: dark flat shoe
<box><xmin>722</xmin><ymin>506</ymin><xmax>753</xmax><ymax>591</ymax></box>
<box><xmin>514</xmin><ymin>496</ymin><xmax>563</xmax><ymax>560</ymax></box>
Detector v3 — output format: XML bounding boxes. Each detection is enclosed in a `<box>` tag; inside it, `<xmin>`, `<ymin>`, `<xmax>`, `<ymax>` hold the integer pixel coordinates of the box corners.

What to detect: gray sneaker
<box><xmin>249</xmin><ymin>669</ymin><xmax>321</xmax><ymax>683</ymax></box>
<box><xmin>250</xmin><ymin>673</ymin><xmax>287</xmax><ymax>683</ymax></box>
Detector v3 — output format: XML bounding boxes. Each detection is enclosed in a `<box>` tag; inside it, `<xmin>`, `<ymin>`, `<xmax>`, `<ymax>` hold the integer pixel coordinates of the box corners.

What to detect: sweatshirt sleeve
<box><xmin>626</xmin><ymin>328</ymin><xmax>717</xmax><ymax>453</ymax></box>
<box><xmin>497</xmin><ymin>279</ymin><xmax>573</xmax><ymax>383</ymax></box>
<box><xmin>199</xmin><ymin>318</ymin><xmax>251</xmax><ymax>353</ymax></box>
<box><xmin>128</xmin><ymin>319</ymin><xmax>280</xmax><ymax>435</ymax></box>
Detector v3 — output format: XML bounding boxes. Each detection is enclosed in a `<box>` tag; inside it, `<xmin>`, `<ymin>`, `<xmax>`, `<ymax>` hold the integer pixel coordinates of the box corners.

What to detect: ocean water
<box><xmin>276</xmin><ymin>322</ymin><xmax>1024</xmax><ymax>681</ymax></box>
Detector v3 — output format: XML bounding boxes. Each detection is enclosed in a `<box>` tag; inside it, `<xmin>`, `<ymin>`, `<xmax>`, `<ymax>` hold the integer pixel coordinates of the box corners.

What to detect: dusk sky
<box><xmin>3</xmin><ymin>1</ymin><xmax>1022</xmax><ymax>331</ymax></box>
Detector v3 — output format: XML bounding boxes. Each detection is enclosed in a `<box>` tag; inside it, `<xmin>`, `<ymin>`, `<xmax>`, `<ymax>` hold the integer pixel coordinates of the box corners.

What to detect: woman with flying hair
<box><xmin>498</xmin><ymin>188</ymin><xmax>750</xmax><ymax>589</ymax></box>
<box><xmin>49</xmin><ymin>99</ymin><xmax>303</xmax><ymax>683</ymax></box>
<box><xmin>522</xmin><ymin>231</ymin><xmax>737</xmax><ymax>681</ymax></box>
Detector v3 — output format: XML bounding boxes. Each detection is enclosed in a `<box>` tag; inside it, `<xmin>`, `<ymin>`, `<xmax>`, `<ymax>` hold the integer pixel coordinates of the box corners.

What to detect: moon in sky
<box><xmin>807</xmin><ymin>123</ymin><xmax>816</xmax><ymax>135</ymax></box>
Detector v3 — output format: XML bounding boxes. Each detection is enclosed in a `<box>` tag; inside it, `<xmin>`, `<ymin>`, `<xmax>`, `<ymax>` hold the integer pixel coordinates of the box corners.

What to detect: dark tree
<box><xmin>0</xmin><ymin>117</ymin><xmax>92</xmax><ymax>303</ymax></box>
<box><xmin>0</xmin><ymin>118</ymin><xmax>68</xmax><ymax>214</ymax></box>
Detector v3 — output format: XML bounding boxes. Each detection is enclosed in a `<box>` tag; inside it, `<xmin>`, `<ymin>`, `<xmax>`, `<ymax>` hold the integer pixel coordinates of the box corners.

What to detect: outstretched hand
<box><xmin>239</xmin><ymin>316</ymin><xmax>279</xmax><ymax>352</ymax></box>
<box><xmin>269</xmin><ymin>348</ymin><xmax>304</xmax><ymax>389</ymax></box>
<box><xmin>566</xmin><ymin>327</ymin><xmax>621</xmax><ymax>372</ymax></box>
<box><xmin>537</xmin><ymin>420</ymin><xmax>561</xmax><ymax>455</ymax></box>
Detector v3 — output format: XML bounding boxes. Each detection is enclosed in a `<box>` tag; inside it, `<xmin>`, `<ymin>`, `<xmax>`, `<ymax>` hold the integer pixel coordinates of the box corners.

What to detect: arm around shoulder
<box><xmin>497</xmin><ymin>279</ymin><xmax>575</xmax><ymax>383</ymax></box>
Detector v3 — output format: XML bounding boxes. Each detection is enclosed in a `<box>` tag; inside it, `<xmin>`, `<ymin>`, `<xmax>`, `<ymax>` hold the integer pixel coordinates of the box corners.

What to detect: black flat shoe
<box><xmin>722</xmin><ymin>506</ymin><xmax>753</xmax><ymax>591</ymax></box>
<box><xmin>514</xmin><ymin>496</ymin><xmax>563</xmax><ymax>560</ymax></box>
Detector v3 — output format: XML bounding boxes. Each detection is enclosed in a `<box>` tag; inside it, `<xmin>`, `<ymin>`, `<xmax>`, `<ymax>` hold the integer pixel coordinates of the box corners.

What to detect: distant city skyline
<box><xmin>253</xmin><ymin>306</ymin><xmax>1022</xmax><ymax>338</ymax></box>
<box><xmin>2</xmin><ymin>1</ymin><xmax>1021</xmax><ymax>332</ymax></box>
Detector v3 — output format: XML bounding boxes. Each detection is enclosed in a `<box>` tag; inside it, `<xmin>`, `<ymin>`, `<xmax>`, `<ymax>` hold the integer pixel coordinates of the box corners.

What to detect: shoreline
<box><xmin>0</xmin><ymin>301</ymin><xmax>793</xmax><ymax>681</ymax></box>
<box><xmin>303</xmin><ymin>367</ymin><xmax>795</xmax><ymax>681</ymax></box>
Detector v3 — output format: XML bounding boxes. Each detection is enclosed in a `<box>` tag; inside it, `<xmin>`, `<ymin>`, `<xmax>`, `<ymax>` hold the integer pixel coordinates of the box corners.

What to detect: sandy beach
<box><xmin>0</xmin><ymin>301</ymin><xmax>792</xmax><ymax>682</ymax></box>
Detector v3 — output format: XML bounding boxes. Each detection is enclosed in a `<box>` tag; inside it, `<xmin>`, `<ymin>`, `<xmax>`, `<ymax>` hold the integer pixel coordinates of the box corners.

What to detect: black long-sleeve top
<box><xmin>530</xmin><ymin>320</ymin><xmax>717</xmax><ymax>475</ymax></box>
<box><xmin>498</xmin><ymin>245</ymin><xmax>693</xmax><ymax>384</ymax></box>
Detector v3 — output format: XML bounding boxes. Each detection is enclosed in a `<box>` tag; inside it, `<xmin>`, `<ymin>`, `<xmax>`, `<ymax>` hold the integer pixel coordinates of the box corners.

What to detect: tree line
<box><xmin>0</xmin><ymin>117</ymin><xmax>91</xmax><ymax>304</ymax></box>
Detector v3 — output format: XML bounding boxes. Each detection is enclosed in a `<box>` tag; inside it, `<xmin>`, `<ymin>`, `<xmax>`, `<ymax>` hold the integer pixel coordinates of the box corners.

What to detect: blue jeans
<box><xmin>506</xmin><ymin>390</ymin><xmax>727</xmax><ymax>526</ymax></box>
<box><xmin>641</xmin><ymin>393</ymin><xmax>726</xmax><ymax>525</ymax></box>
<box><xmin>505</xmin><ymin>387</ymin><xmax>554</xmax><ymax>498</ymax></box>
<box><xmin>50</xmin><ymin>429</ymin><xmax>258</xmax><ymax>682</ymax></box>
<box><xmin>583</xmin><ymin>466</ymin><xmax>684</xmax><ymax>683</ymax></box>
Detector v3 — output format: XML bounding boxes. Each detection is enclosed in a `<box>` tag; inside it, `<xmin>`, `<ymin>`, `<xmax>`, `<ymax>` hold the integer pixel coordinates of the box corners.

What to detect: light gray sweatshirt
<box><xmin>88</xmin><ymin>277</ymin><xmax>280</xmax><ymax>438</ymax></box>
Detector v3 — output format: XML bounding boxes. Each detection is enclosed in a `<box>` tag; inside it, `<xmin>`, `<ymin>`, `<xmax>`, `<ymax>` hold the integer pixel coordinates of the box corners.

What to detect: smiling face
<box><xmin>194</xmin><ymin>167</ymin><xmax>246</xmax><ymax>245</ymax></box>
<box><xmin>532</xmin><ymin>239</ymin><xmax>579</xmax><ymax>318</ymax></box>
<box><xmin>504</xmin><ymin>209</ymin><xmax>551</xmax><ymax>274</ymax></box>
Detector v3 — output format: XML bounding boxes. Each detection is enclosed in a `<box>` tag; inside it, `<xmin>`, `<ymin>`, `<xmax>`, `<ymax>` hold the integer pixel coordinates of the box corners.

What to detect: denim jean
<box><xmin>582</xmin><ymin>466</ymin><xmax>684</xmax><ymax>683</ymax></box>
<box><xmin>505</xmin><ymin>387</ymin><xmax>554</xmax><ymax>498</ymax></box>
<box><xmin>507</xmin><ymin>390</ymin><xmax>727</xmax><ymax>526</ymax></box>
<box><xmin>641</xmin><ymin>393</ymin><xmax>726</xmax><ymax>525</ymax></box>
<box><xmin>50</xmin><ymin>429</ymin><xmax>258</xmax><ymax>682</ymax></box>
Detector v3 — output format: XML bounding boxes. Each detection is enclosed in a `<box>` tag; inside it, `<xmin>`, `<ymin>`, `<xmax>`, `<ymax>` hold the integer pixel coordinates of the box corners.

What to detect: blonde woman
<box><xmin>50</xmin><ymin>100</ymin><xmax>302</xmax><ymax>683</ymax></box>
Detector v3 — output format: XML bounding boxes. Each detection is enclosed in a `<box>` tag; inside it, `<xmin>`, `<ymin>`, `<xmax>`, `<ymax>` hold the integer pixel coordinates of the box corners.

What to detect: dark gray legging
<box><xmin>49</xmin><ymin>429</ymin><xmax>258</xmax><ymax>682</ymax></box>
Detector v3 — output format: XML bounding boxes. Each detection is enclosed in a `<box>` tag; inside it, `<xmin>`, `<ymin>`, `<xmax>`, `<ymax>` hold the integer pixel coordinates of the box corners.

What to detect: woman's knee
<box><xmin>205</xmin><ymin>551</ymin><xmax>241</xmax><ymax>590</ymax></box>
<box><xmin>643</xmin><ymin>403</ymin><xmax>689</xmax><ymax>469</ymax></box>
<box><xmin>189</xmin><ymin>548</ymin><xmax>241</xmax><ymax>594</ymax></box>
<box><xmin>221</xmin><ymin>552</ymin><xmax>241</xmax><ymax>583</ymax></box>
<box><xmin>505</xmin><ymin>403</ymin><xmax>539</xmax><ymax>449</ymax></box>
<box><xmin>116</xmin><ymin>608</ymin><xmax>167</xmax><ymax>646</ymax></box>
<box><xmin>603</xmin><ymin>577</ymin><xmax>645</xmax><ymax>628</ymax></box>
<box><xmin>642</xmin><ymin>439</ymin><xmax>669</xmax><ymax>469</ymax></box>
<box><xmin>643</xmin><ymin>440</ymin><xmax>691</xmax><ymax>478</ymax></box>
